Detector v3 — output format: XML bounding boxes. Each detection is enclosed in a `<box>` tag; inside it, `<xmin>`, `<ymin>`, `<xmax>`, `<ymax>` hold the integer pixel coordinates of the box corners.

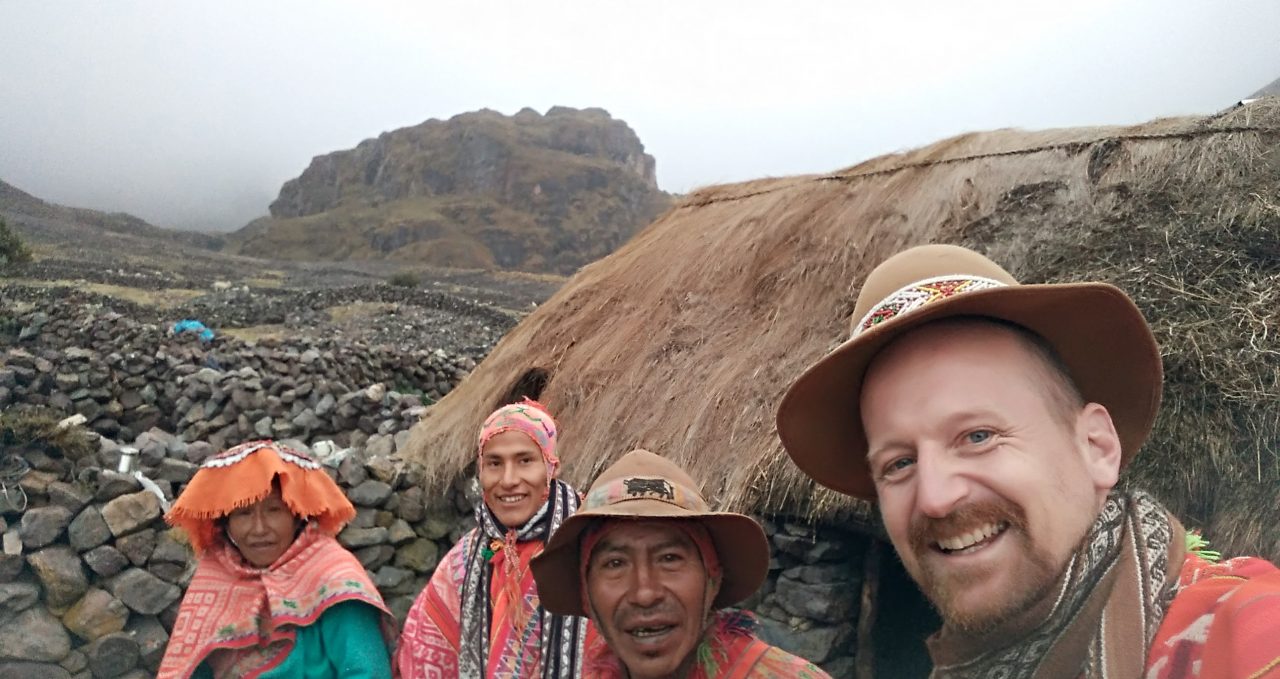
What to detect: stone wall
<box><xmin>0</xmin><ymin>306</ymin><xmax>476</xmax><ymax>452</ymax></box>
<box><xmin>752</xmin><ymin>520</ymin><xmax>868</xmax><ymax>677</ymax></box>
<box><xmin>0</xmin><ymin>435</ymin><xmax>474</xmax><ymax>678</ymax></box>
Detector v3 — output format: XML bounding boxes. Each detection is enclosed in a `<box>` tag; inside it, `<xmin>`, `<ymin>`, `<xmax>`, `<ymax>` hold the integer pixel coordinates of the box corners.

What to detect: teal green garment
<box><xmin>192</xmin><ymin>600</ymin><xmax>391</xmax><ymax>679</ymax></box>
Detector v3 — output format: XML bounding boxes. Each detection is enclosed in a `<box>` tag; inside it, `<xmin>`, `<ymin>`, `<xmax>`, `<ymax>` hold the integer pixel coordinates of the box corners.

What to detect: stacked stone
<box><xmin>0</xmin><ymin>330</ymin><xmax>473</xmax><ymax>448</ymax></box>
<box><xmin>751</xmin><ymin>520</ymin><xmax>868</xmax><ymax>678</ymax></box>
<box><xmin>0</xmin><ymin>436</ymin><xmax>473</xmax><ymax>678</ymax></box>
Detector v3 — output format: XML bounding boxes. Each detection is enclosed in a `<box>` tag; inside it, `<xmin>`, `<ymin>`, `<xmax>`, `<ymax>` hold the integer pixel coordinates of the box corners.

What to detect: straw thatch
<box><xmin>405</xmin><ymin>99</ymin><xmax>1280</xmax><ymax>561</ymax></box>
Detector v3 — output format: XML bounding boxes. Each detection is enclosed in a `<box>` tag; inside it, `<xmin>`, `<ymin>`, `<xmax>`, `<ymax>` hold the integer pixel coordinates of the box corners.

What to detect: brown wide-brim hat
<box><xmin>531</xmin><ymin>449</ymin><xmax>769</xmax><ymax>616</ymax></box>
<box><xmin>776</xmin><ymin>244</ymin><xmax>1163</xmax><ymax>500</ymax></box>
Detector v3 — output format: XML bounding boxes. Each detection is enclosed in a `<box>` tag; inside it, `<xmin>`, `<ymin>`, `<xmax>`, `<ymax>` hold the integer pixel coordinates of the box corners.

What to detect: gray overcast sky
<box><xmin>1</xmin><ymin>1</ymin><xmax>1278</xmax><ymax>232</ymax></box>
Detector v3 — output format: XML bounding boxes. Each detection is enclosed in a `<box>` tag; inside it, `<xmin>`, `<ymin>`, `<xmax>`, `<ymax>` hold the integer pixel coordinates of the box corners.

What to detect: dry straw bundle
<box><xmin>406</xmin><ymin>99</ymin><xmax>1280</xmax><ymax>561</ymax></box>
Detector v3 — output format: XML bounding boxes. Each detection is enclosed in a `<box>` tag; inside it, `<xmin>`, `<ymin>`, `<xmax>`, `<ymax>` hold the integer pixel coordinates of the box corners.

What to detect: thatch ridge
<box><xmin>405</xmin><ymin>99</ymin><xmax>1280</xmax><ymax>560</ymax></box>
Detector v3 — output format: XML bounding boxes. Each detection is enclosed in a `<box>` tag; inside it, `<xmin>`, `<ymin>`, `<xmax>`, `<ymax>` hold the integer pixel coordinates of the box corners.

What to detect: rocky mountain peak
<box><xmin>233</xmin><ymin>106</ymin><xmax>671</xmax><ymax>274</ymax></box>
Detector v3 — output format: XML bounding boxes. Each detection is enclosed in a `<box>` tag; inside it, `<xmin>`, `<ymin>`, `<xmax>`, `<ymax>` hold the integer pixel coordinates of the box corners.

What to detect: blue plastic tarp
<box><xmin>172</xmin><ymin>319</ymin><xmax>214</xmax><ymax>342</ymax></box>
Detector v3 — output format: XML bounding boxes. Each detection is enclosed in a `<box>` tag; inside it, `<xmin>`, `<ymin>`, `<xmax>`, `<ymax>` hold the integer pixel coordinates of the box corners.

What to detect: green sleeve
<box><xmin>192</xmin><ymin>661</ymin><xmax>213</xmax><ymax>679</ymax></box>
<box><xmin>319</xmin><ymin>600</ymin><xmax>393</xmax><ymax>679</ymax></box>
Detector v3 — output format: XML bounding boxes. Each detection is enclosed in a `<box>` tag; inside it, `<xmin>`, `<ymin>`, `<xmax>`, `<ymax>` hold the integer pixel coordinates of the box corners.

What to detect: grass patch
<box><xmin>244</xmin><ymin>270</ymin><xmax>287</xmax><ymax>288</ymax></box>
<box><xmin>221</xmin><ymin>324</ymin><xmax>289</xmax><ymax>342</ymax></box>
<box><xmin>2</xmin><ymin>279</ymin><xmax>205</xmax><ymax>308</ymax></box>
<box><xmin>327</xmin><ymin>302</ymin><xmax>397</xmax><ymax>324</ymax></box>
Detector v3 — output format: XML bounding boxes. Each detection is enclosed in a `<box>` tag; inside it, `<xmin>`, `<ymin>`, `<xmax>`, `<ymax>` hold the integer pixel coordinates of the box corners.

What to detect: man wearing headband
<box><xmin>396</xmin><ymin>398</ymin><xmax>589</xmax><ymax>678</ymax></box>
<box><xmin>531</xmin><ymin>449</ymin><xmax>831</xmax><ymax>679</ymax></box>
<box><xmin>777</xmin><ymin>244</ymin><xmax>1280</xmax><ymax>678</ymax></box>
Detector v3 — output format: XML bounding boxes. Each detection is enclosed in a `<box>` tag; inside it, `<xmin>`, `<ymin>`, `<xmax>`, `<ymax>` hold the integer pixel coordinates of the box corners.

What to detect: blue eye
<box><xmin>966</xmin><ymin>430</ymin><xmax>992</xmax><ymax>445</ymax></box>
<box><xmin>879</xmin><ymin>456</ymin><xmax>915</xmax><ymax>481</ymax></box>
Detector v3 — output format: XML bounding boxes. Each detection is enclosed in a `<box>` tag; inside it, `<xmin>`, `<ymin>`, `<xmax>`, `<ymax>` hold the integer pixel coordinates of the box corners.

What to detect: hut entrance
<box><xmin>499</xmin><ymin>367</ymin><xmax>550</xmax><ymax>406</ymax></box>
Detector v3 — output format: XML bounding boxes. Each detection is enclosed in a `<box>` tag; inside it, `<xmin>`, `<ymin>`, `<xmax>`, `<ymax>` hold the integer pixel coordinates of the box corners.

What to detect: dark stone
<box><xmin>0</xmin><ymin>555</ymin><xmax>23</xmax><ymax>582</ymax></box>
<box><xmin>92</xmin><ymin>472</ymin><xmax>141</xmax><ymax>502</ymax></box>
<box><xmin>59</xmin><ymin>650</ymin><xmax>87</xmax><ymax>674</ymax></box>
<box><xmin>19</xmin><ymin>507</ymin><xmax>74</xmax><ymax>549</ymax></box>
<box><xmin>46</xmin><ymin>482</ymin><xmax>92</xmax><ymax>515</ymax></box>
<box><xmin>388</xmin><ymin>519</ymin><xmax>415</xmax><ymax>545</ymax></box>
<box><xmin>150</xmin><ymin>532</ymin><xmax>190</xmax><ymax>564</ymax></box>
<box><xmin>780</xmin><ymin>563</ymin><xmax>856</xmax><ymax>585</ymax></box>
<box><xmin>337</xmin><ymin>526</ymin><xmax>388</xmax><ymax>548</ymax></box>
<box><xmin>83</xmin><ymin>546</ymin><xmax>129</xmax><ymax>578</ymax></box>
<box><xmin>756</xmin><ymin>618</ymin><xmax>853</xmax><ymax>666</ymax></box>
<box><xmin>115</xmin><ymin>529</ymin><xmax>157</xmax><ymax>566</ymax></box>
<box><xmin>372</xmin><ymin>565</ymin><xmax>415</xmax><ymax>594</ymax></box>
<box><xmin>184</xmin><ymin>441</ymin><xmax>214</xmax><ymax>464</ymax></box>
<box><xmin>107</xmin><ymin>568</ymin><xmax>180</xmax><ymax>615</ymax></box>
<box><xmin>0</xmin><ymin>607</ymin><xmax>71</xmax><ymax>662</ymax></box>
<box><xmin>155</xmin><ymin>459</ymin><xmax>197</xmax><ymax>484</ymax></box>
<box><xmin>396</xmin><ymin>486</ymin><xmax>425</xmax><ymax>523</ymax></box>
<box><xmin>27</xmin><ymin>546</ymin><xmax>89</xmax><ymax>609</ymax></box>
<box><xmin>0</xmin><ymin>582</ymin><xmax>40</xmax><ymax>622</ymax></box>
<box><xmin>337</xmin><ymin>455</ymin><xmax>367</xmax><ymax>486</ymax></box>
<box><xmin>771</xmin><ymin>576</ymin><xmax>858</xmax><ymax>625</ymax></box>
<box><xmin>0</xmin><ymin>661</ymin><xmax>72</xmax><ymax>679</ymax></box>
<box><xmin>124</xmin><ymin>616</ymin><xmax>167</xmax><ymax>671</ymax></box>
<box><xmin>68</xmin><ymin>507</ymin><xmax>112</xmax><ymax>553</ymax></box>
<box><xmin>354</xmin><ymin>545</ymin><xmax>395</xmax><ymax>571</ymax></box>
<box><xmin>393</xmin><ymin>538</ymin><xmax>440</xmax><ymax>573</ymax></box>
<box><xmin>84</xmin><ymin>632</ymin><xmax>139</xmax><ymax>678</ymax></box>
<box><xmin>349</xmin><ymin>508</ymin><xmax>378</xmax><ymax>529</ymax></box>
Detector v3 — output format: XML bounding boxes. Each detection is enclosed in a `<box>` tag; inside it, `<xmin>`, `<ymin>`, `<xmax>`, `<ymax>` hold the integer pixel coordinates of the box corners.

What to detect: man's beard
<box><xmin>906</xmin><ymin>499</ymin><xmax>1063</xmax><ymax>635</ymax></box>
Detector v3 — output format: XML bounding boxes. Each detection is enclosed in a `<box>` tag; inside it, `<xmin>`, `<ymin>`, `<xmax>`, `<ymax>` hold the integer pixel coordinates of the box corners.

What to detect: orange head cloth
<box><xmin>166</xmin><ymin>440</ymin><xmax>356</xmax><ymax>555</ymax></box>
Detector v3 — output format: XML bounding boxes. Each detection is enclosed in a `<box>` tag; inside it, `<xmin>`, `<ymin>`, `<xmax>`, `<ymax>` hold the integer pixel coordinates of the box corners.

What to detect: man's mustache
<box><xmin>908</xmin><ymin>499</ymin><xmax>1027</xmax><ymax>552</ymax></box>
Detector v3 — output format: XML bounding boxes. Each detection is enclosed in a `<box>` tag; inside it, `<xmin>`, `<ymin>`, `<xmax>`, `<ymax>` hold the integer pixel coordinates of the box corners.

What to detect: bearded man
<box><xmin>777</xmin><ymin>244</ymin><xmax>1280</xmax><ymax>678</ymax></box>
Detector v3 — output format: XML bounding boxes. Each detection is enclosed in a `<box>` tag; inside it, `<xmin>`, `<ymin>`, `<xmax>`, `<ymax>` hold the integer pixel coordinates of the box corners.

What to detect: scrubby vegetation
<box><xmin>0</xmin><ymin>216</ymin><xmax>33</xmax><ymax>267</ymax></box>
<box><xmin>387</xmin><ymin>270</ymin><xmax>421</xmax><ymax>288</ymax></box>
<box><xmin>0</xmin><ymin>405</ymin><xmax>98</xmax><ymax>461</ymax></box>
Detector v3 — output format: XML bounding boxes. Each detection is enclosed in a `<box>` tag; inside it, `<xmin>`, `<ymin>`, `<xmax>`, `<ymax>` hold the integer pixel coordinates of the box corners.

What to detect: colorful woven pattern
<box><xmin>854</xmin><ymin>274</ymin><xmax>1005</xmax><ymax>335</ymax></box>
<box><xmin>1146</xmin><ymin>553</ymin><xmax>1280</xmax><ymax>678</ymax></box>
<box><xmin>157</xmin><ymin>525</ymin><xmax>391</xmax><ymax>679</ymax></box>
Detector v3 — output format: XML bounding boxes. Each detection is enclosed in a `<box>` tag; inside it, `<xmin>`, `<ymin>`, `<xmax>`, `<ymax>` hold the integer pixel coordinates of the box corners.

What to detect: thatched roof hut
<box><xmin>405</xmin><ymin>99</ymin><xmax>1280</xmax><ymax>562</ymax></box>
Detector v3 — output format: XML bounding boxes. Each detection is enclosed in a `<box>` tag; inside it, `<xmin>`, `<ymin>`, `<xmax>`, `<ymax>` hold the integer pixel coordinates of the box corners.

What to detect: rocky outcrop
<box><xmin>228</xmin><ymin>107</ymin><xmax>672</xmax><ymax>274</ymax></box>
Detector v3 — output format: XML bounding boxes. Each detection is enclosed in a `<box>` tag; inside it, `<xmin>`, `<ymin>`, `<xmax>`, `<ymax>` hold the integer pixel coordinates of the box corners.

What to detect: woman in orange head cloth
<box><xmin>396</xmin><ymin>399</ymin><xmax>590</xmax><ymax>678</ymax></box>
<box><xmin>158</xmin><ymin>440</ymin><xmax>394</xmax><ymax>679</ymax></box>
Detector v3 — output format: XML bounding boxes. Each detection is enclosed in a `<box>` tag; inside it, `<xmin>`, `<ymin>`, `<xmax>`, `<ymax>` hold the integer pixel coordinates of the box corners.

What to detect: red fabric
<box><xmin>1146</xmin><ymin>553</ymin><xmax>1280</xmax><ymax>679</ymax></box>
<box><xmin>582</xmin><ymin>611</ymin><xmax>831</xmax><ymax>678</ymax></box>
<box><xmin>396</xmin><ymin>530</ymin><xmax>596</xmax><ymax>678</ymax></box>
<box><xmin>158</xmin><ymin>524</ymin><xmax>390</xmax><ymax>679</ymax></box>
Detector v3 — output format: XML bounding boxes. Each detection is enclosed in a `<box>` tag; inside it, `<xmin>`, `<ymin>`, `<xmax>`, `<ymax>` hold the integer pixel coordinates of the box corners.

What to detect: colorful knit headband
<box><xmin>478</xmin><ymin>397</ymin><xmax>560</xmax><ymax>479</ymax></box>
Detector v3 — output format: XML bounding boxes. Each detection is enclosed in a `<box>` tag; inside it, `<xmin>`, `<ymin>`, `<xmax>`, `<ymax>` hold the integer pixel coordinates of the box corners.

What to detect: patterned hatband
<box><xmin>854</xmin><ymin>274</ymin><xmax>1006</xmax><ymax>336</ymax></box>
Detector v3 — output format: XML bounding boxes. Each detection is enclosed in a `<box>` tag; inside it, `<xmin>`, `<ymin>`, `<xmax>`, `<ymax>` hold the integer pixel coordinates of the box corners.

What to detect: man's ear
<box><xmin>1077</xmin><ymin>402</ymin><xmax>1122</xmax><ymax>492</ymax></box>
<box><xmin>702</xmin><ymin>576</ymin><xmax>723</xmax><ymax>625</ymax></box>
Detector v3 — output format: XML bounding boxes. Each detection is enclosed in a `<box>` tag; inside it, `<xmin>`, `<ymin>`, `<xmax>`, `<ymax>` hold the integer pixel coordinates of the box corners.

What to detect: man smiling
<box><xmin>531</xmin><ymin>449</ymin><xmax>831</xmax><ymax>679</ymax></box>
<box><xmin>777</xmin><ymin>244</ymin><xmax>1280</xmax><ymax>678</ymax></box>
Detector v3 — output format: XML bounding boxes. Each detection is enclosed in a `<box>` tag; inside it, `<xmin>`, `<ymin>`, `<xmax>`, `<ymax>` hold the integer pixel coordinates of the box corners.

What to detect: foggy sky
<box><xmin>1</xmin><ymin>1</ymin><xmax>1277</xmax><ymax>232</ymax></box>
